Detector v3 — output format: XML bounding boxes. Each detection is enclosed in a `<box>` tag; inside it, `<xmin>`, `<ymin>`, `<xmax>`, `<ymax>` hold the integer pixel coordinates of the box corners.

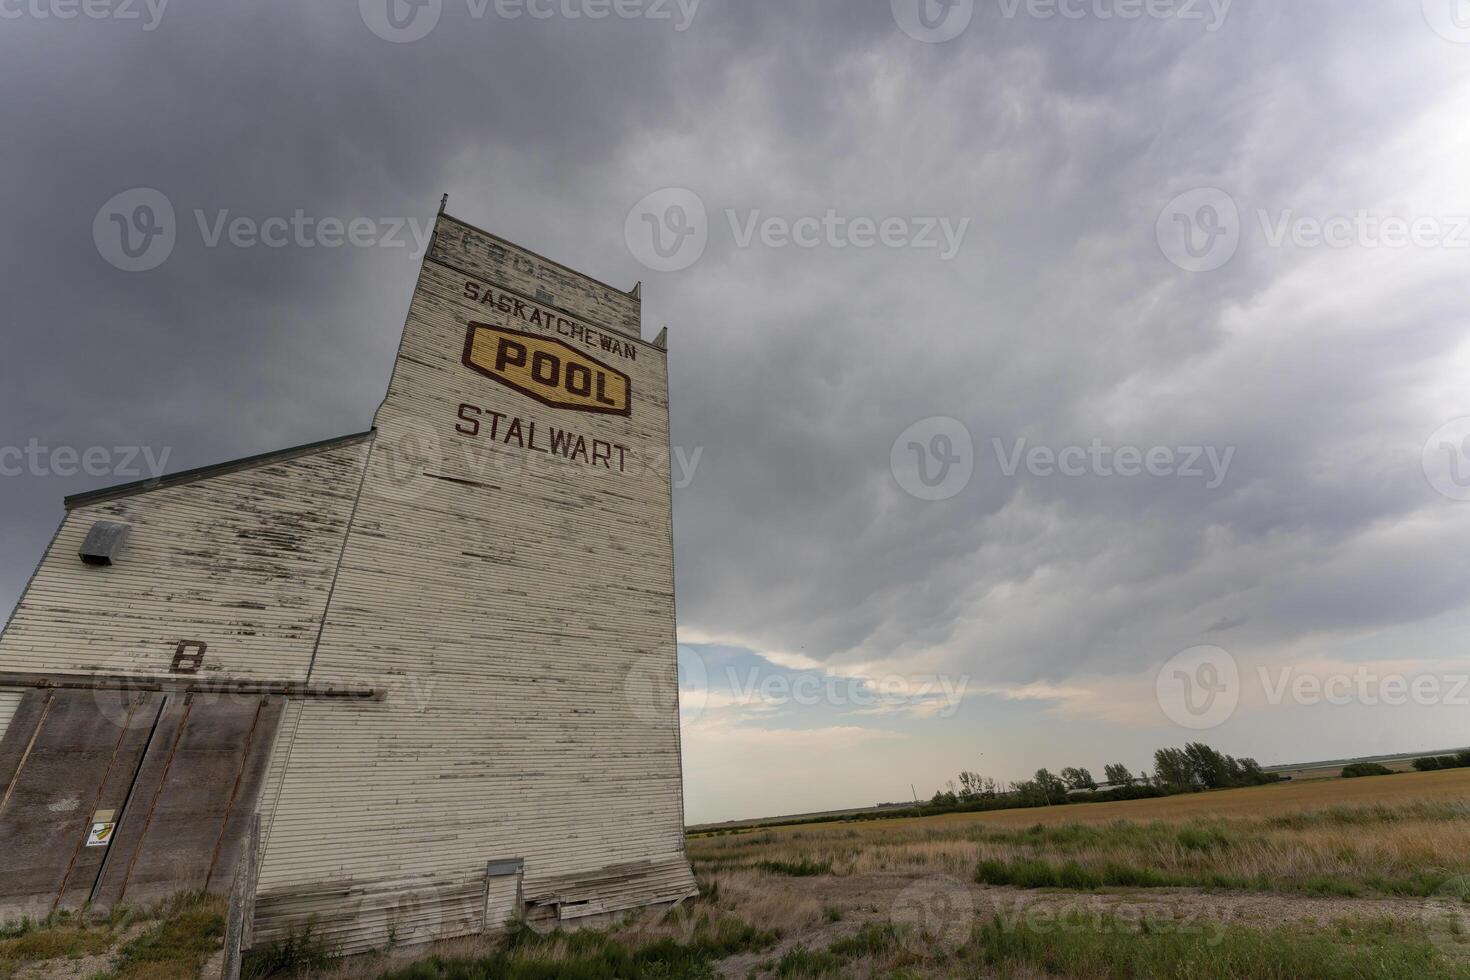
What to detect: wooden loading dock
<box><xmin>0</xmin><ymin>207</ymin><xmax>697</xmax><ymax>954</ymax></box>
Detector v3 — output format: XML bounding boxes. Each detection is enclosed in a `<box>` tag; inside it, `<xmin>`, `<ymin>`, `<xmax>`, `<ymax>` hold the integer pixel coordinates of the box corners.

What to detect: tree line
<box><xmin>921</xmin><ymin>741</ymin><xmax>1278</xmax><ymax>812</ymax></box>
<box><xmin>1411</xmin><ymin>751</ymin><xmax>1470</xmax><ymax>771</ymax></box>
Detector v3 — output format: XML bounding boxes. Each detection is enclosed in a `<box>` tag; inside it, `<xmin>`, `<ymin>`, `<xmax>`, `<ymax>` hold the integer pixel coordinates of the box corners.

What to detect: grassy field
<box><xmin>687</xmin><ymin>770</ymin><xmax>1470</xmax><ymax>898</ymax></box>
<box><xmin>751</xmin><ymin>766</ymin><xmax>1470</xmax><ymax>834</ymax></box>
<box><xmin>290</xmin><ymin>768</ymin><xmax>1470</xmax><ymax>979</ymax></box>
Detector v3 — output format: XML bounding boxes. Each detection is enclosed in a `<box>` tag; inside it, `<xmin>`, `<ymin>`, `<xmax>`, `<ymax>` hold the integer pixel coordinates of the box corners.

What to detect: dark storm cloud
<box><xmin>4</xmin><ymin>0</ymin><xmax>1468</xmax><ymax>714</ymax></box>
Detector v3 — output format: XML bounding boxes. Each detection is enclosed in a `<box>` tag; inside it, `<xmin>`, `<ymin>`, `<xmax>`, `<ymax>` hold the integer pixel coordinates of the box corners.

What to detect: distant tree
<box><xmin>1436</xmin><ymin>756</ymin><xmax>1460</xmax><ymax>770</ymax></box>
<box><xmin>1412</xmin><ymin>757</ymin><xmax>1441</xmax><ymax>772</ymax></box>
<box><xmin>1103</xmin><ymin>764</ymin><xmax>1134</xmax><ymax>787</ymax></box>
<box><xmin>1236</xmin><ymin>758</ymin><xmax>1268</xmax><ymax>784</ymax></box>
<box><xmin>1457</xmin><ymin>750</ymin><xmax>1470</xmax><ymax>768</ymax></box>
<box><xmin>957</xmin><ymin>771</ymin><xmax>983</xmax><ymax>802</ymax></box>
<box><xmin>1154</xmin><ymin>748</ymin><xmax>1195</xmax><ymax>789</ymax></box>
<box><xmin>1342</xmin><ymin>763</ymin><xmax>1393</xmax><ymax>778</ymax></box>
<box><xmin>1060</xmin><ymin>767</ymin><xmax>1097</xmax><ymax>792</ymax></box>
<box><xmin>1184</xmin><ymin>742</ymin><xmax>1231</xmax><ymax>789</ymax></box>
<box><xmin>981</xmin><ymin>777</ymin><xmax>1000</xmax><ymax>798</ymax></box>
<box><xmin>1010</xmin><ymin>779</ymin><xmax>1044</xmax><ymax>806</ymax></box>
<box><xmin>1034</xmin><ymin>769</ymin><xmax>1068</xmax><ymax>805</ymax></box>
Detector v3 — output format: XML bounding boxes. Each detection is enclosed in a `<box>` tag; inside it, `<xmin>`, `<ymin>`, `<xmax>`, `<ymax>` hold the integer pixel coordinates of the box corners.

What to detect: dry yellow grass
<box><xmin>689</xmin><ymin>770</ymin><xmax>1470</xmax><ymax>897</ymax></box>
<box><xmin>739</xmin><ymin>767</ymin><xmax>1470</xmax><ymax>836</ymax></box>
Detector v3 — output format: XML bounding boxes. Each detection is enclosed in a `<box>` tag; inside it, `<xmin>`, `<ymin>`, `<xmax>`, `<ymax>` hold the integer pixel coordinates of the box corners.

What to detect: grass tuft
<box><xmin>755</xmin><ymin>860</ymin><xmax>832</xmax><ymax>878</ymax></box>
<box><xmin>242</xmin><ymin>920</ymin><xmax>337</xmax><ymax>979</ymax></box>
<box><xmin>106</xmin><ymin>893</ymin><xmax>227</xmax><ymax>980</ymax></box>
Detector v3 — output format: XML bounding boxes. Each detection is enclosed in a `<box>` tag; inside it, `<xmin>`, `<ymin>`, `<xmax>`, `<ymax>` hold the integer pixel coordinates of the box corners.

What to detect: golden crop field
<box><xmin>772</xmin><ymin>765</ymin><xmax>1470</xmax><ymax>835</ymax></box>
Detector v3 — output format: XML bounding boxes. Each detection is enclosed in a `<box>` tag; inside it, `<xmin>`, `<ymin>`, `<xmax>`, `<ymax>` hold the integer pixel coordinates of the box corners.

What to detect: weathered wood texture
<box><xmin>484</xmin><ymin>871</ymin><xmax>523</xmax><ymax>934</ymax></box>
<box><xmin>0</xmin><ymin>690</ymin><xmax>282</xmax><ymax>922</ymax></box>
<box><xmin>92</xmin><ymin>694</ymin><xmax>284</xmax><ymax>909</ymax></box>
<box><xmin>430</xmin><ymin>215</ymin><xmax>642</xmax><ymax>339</ymax></box>
<box><xmin>0</xmin><ymin>690</ymin><xmax>22</xmax><ymax>747</ymax></box>
<box><xmin>254</xmin><ymin>215</ymin><xmax>693</xmax><ymax>952</ymax></box>
<box><xmin>0</xmin><ymin>690</ymin><xmax>162</xmax><ymax>921</ymax></box>
<box><xmin>0</xmin><ymin>440</ymin><xmax>370</xmax><ymax>681</ymax></box>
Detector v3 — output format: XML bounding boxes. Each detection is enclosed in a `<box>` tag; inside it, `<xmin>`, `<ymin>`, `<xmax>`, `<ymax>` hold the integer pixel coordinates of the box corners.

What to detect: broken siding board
<box><xmin>0</xmin><ymin>442</ymin><xmax>368</xmax><ymax>682</ymax></box>
<box><xmin>251</xmin><ymin>868</ymin><xmax>489</xmax><ymax>949</ymax></box>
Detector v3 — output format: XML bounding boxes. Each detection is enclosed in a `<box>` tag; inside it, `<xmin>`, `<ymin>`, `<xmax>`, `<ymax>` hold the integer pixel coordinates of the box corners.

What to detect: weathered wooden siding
<box><xmin>0</xmin><ymin>691</ymin><xmax>19</xmax><ymax>741</ymax></box>
<box><xmin>0</xmin><ymin>212</ymin><xmax>693</xmax><ymax>954</ymax></box>
<box><xmin>254</xmin><ymin>214</ymin><xmax>694</xmax><ymax>952</ymax></box>
<box><xmin>0</xmin><ymin>440</ymin><xmax>370</xmax><ymax>682</ymax></box>
<box><xmin>430</xmin><ymin>216</ymin><xmax>642</xmax><ymax>339</ymax></box>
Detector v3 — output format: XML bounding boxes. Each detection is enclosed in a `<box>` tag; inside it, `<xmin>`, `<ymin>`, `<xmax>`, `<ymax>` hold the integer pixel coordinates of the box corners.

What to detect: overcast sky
<box><xmin>5</xmin><ymin>0</ymin><xmax>1470</xmax><ymax>824</ymax></box>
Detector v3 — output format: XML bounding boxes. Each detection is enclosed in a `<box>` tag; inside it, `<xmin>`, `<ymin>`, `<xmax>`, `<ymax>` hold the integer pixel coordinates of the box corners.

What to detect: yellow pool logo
<box><xmin>462</xmin><ymin>323</ymin><xmax>631</xmax><ymax>416</ymax></box>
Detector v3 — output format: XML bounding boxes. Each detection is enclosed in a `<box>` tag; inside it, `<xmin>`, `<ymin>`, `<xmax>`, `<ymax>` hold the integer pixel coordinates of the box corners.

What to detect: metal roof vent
<box><xmin>79</xmin><ymin>521</ymin><xmax>130</xmax><ymax>566</ymax></box>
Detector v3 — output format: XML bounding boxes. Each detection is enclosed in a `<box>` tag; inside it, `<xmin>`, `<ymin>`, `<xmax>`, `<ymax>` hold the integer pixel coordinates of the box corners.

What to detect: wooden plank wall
<box><xmin>0</xmin><ymin>442</ymin><xmax>370</xmax><ymax>681</ymax></box>
<box><xmin>0</xmin><ymin>691</ymin><xmax>20</xmax><ymax>741</ymax></box>
<box><xmin>254</xmin><ymin>214</ymin><xmax>695</xmax><ymax>952</ymax></box>
<box><xmin>430</xmin><ymin>217</ymin><xmax>642</xmax><ymax>339</ymax></box>
<box><xmin>0</xmin><ymin>213</ymin><xmax>694</xmax><ymax>954</ymax></box>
